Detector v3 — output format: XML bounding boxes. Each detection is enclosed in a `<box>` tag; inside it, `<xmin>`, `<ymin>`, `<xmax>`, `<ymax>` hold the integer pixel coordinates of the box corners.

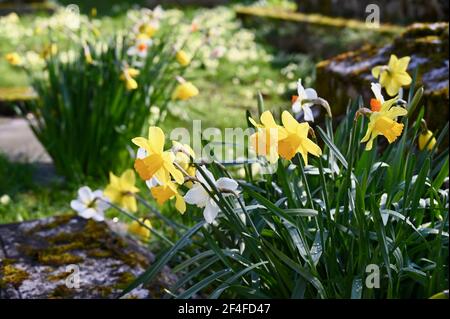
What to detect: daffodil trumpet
<box><xmin>418</xmin><ymin>119</ymin><xmax>437</xmax><ymax>151</ymax></box>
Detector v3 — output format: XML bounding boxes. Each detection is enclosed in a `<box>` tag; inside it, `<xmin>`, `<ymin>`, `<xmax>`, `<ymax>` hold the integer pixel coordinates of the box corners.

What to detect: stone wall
<box><xmin>146</xmin><ymin>0</ymin><xmax>229</xmax><ymax>7</ymax></box>
<box><xmin>0</xmin><ymin>215</ymin><xmax>176</xmax><ymax>298</ymax></box>
<box><xmin>295</xmin><ymin>0</ymin><xmax>449</xmax><ymax>24</ymax></box>
<box><xmin>316</xmin><ymin>22</ymin><xmax>449</xmax><ymax>131</ymax></box>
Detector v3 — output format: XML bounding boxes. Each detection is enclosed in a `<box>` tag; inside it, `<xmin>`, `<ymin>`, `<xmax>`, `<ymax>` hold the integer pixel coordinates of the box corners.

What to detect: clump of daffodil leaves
<box><xmin>71</xmin><ymin>53</ymin><xmax>448</xmax><ymax>300</ymax></box>
<box><xmin>11</xmin><ymin>6</ymin><xmax>200</xmax><ymax>183</ymax></box>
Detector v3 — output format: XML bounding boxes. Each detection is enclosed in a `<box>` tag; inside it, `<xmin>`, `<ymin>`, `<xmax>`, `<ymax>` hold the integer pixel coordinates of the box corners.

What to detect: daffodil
<box><xmin>278</xmin><ymin>111</ymin><xmax>322</xmax><ymax>164</ymax></box>
<box><xmin>249</xmin><ymin>111</ymin><xmax>287</xmax><ymax>163</ymax></box>
<box><xmin>83</xmin><ymin>44</ymin><xmax>93</xmax><ymax>64</ymax></box>
<box><xmin>40</xmin><ymin>43</ymin><xmax>57</xmax><ymax>59</ymax></box>
<box><xmin>172</xmin><ymin>81</ymin><xmax>199</xmax><ymax>100</ymax></box>
<box><xmin>5</xmin><ymin>52</ymin><xmax>21</xmax><ymax>66</ymax></box>
<box><xmin>133</xmin><ymin>19</ymin><xmax>159</xmax><ymax>39</ymax></box>
<box><xmin>127</xmin><ymin>36</ymin><xmax>153</xmax><ymax>58</ymax></box>
<box><xmin>151</xmin><ymin>180</ymin><xmax>186</xmax><ymax>213</ymax></box>
<box><xmin>372</xmin><ymin>54</ymin><xmax>412</xmax><ymax>96</ymax></box>
<box><xmin>128</xmin><ymin>218</ymin><xmax>152</xmax><ymax>239</ymax></box>
<box><xmin>172</xmin><ymin>141</ymin><xmax>196</xmax><ymax>178</ymax></box>
<box><xmin>291</xmin><ymin>79</ymin><xmax>318</xmax><ymax>122</ymax></box>
<box><xmin>361</xmin><ymin>83</ymin><xmax>408</xmax><ymax>150</ymax></box>
<box><xmin>176</xmin><ymin>50</ymin><xmax>191</xmax><ymax>67</ymax></box>
<box><xmin>120</xmin><ymin>67</ymin><xmax>140</xmax><ymax>91</ymax></box>
<box><xmin>132</xmin><ymin>127</ymin><xmax>184</xmax><ymax>185</ymax></box>
<box><xmin>135</xmin><ymin>140</ymin><xmax>194</xmax><ymax>191</ymax></box>
<box><xmin>70</xmin><ymin>186</ymin><xmax>109</xmax><ymax>221</ymax></box>
<box><xmin>418</xmin><ymin>130</ymin><xmax>436</xmax><ymax>151</ymax></box>
<box><xmin>184</xmin><ymin>167</ymin><xmax>238</xmax><ymax>224</ymax></box>
<box><xmin>104</xmin><ymin>170</ymin><xmax>140</xmax><ymax>212</ymax></box>
<box><xmin>0</xmin><ymin>194</ymin><xmax>11</xmax><ymax>206</ymax></box>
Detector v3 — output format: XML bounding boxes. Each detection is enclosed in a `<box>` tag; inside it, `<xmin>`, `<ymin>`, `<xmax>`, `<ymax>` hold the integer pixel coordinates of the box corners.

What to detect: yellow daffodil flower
<box><xmin>151</xmin><ymin>180</ymin><xmax>186</xmax><ymax>213</ymax></box>
<box><xmin>176</xmin><ymin>50</ymin><xmax>191</xmax><ymax>67</ymax></box>
<box><xmin>104</xmin><ymin>170</ymin><xmax>140</xmax><ymax>212</ymax></box>
<box><xmin>40</xmin><ymin>43</ymin><xmax>57</xmax><ymax>59</ymax></box>
<box><xmin>137</xmin><ymin>22</ymin><xmax>158</xmax><ymax>38</ymax></box>
<box><xmin>418</xmin><ymin>130</ymin><xmax>436</xmax><ymax>151</ymax></box>
<box><xmin>172</xmin><ymin>82</ymin><xmax>199</xmax><ymax>100</ymax></box>
<box><xmin>361</xmin><ymin>83</ymin><xmax>408</xmax><ymax>150</ymax></box>
<box><xmin>132</xmin><ymin>127</ymin><xmax>184</xmax><ymax>185</ymax></box>
<box><xmin>372</xmin><ymin>54</ymin><xmax>412</xmax><ymax>96</ymax></box>
<box><xmin>83</xmin><ymin>44</ymin><xmax>93</xmax><ymax>64</ymax></box>
<box><xmin>249</xmin><ymin>111</ymin><xmax>287</xmax><ymax>163</ymax></box>
<box><xmin>5</xmin><ymin>52</ymin><xmax>22</xmax><ymax>66</ymax></box>
<box><xmin>278</xmin><ymin>111</ymin><xmax>322</xmax><ymax>165</ymax></box>
<box><xmin>128</xmin><ymin>218</ymin><xmax>152</xmax><ymax>239</ymax></box>
<box><xmin>120</xmin><ymin>67</ymin><xmax>140</xmax><ymax>91</ymax></box>
<box><xmin>172</xmin><ymin>141</ymin><xmax>196</xmax><ymax>177</ymax></box>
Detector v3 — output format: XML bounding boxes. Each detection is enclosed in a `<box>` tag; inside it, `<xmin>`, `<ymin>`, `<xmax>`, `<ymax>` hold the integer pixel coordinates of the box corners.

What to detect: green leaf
<box><xmin>120</xmin><ymin>221</ymin><xmax>205</xmax><ymax>297</ymax></box>
<box><xmin>317</xmin><ymin>126</ymin><xmax>348</xmax><ymax>169</ymax></box>
<box><xmin>208</xmin><ymin>262</ymin><xmax>268</xmax><ymax>299</ymax></box>
<box><xmin>176</xmin><ymin>269</ymin><xmax>230</xmax><ymax>299</ymax></box>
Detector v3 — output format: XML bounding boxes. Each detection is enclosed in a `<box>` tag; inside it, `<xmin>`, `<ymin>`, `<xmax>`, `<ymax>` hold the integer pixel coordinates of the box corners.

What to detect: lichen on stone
<box><xmin>0</xmin><ymin>264</ymin><xmax>29</xmax><ymax>288</ymax></box>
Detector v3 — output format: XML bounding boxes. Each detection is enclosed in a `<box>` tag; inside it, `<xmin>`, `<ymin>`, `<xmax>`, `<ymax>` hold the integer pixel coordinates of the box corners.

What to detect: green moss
<box><xmin>38</xmin><ymin>252</ymin><xmax>83</xmax><ymax>266</ymax></box>
<box><xmin>86</xmin><ymin>248</ymin><xmax>112</xmax><ymax>258</ymax></box>
<box><xmin>114</xmin><ymin>271</ymin><xmax>136</xmax><ymax>290</ymax></box>
<box><xmin>0</xmin><ymin>258</ymin><xmax>17</xmax><ymax>265</ymax></box>
<box><xmin>0</xmin><ymin>264</ymin><xmax>30</xmax><ymax>288</ymax></box>
<box><xmin>49</xmin><ymin>285</ymin><xmax>74</xmax><ymax>299</ymax></box>
<box><xmin>20</xmin><ymin>217</ymin><xmax>149</xmax><ymax>272</ymax></box>
<box><xmin>46</xmin><ymin>271</ymin><xmax>72</xmax><ymax>282</ymax></box>
<box><xmin>25</xmin><ymin>214</ymin><xmax>75</xmax><ymax>235</ymax></box>
<box><xmin>91</xmin><ymin>286</ymin><xmax>114</xmax><ymax>298</ymax></box>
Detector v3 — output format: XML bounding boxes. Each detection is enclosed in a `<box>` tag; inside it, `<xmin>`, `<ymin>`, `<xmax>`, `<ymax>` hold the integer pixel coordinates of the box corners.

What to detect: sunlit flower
<box><xmin>70</xmin><ymin>186</ymin><xmax>108</xmax><ymax>221</ymax></box>
<box><xmin>184</xmin><ymin>167</ymin><xmax>238</xmax><ymax>224</ymax></box>
<box><xmin>128</xmin><ymin>218</ymin><xmax>152</xmax><ymax>240</ymax></box>
<box><xmin>361</xmin><ymin>83</ymin><xmax>408</xmax><ymax>150</ymax></box>
<box><xmin>151</xmin><ymin>180</ymin><xmax>186</xmax><ymax>213</ymax></box>
<box><xmin>372</xmin><ymin>54</ymin><xmax>412</xmax><ymax>96</ymax></box>
<box><xmin>0</xmin><ymin>194</ymin><xmax>11</xmax><ymax>205</ymax></box>
<box><xmin>172</xmin><ymin>81</ymin><xmax>199</xmax><ymax>100</ymax></box>
<box><xmin>120</xmin><ymin>67</ymin><xmax>140</xmax><ymax>91</ymax></box>
<box><xmin>40</xmin><ymin>43</ymin><xmax>57</xmax><ymax>59</ymax></box>
<box><xmin>291</xmin><ymin>79</ymin><xmax>318</xmax><ymax>122</ymax></box>
<box><xmin>418</xmin><ymin>130</ymin><xmax>436</xmax><ymax>151</ymax></box>
<box><xmin>5</xmin><ymin>52</ymin><xmax>22</xmax><ymax>66</ymax></box>
<box><xmin>133</xmin><ymin>17</ymin><xmax>159</xmax><ymax>39</ymax></box>
<box><xmin>210</xmin><ymin>46</ymin><xmax>226</xmax><ymax>59</ymax></box>
<box><xmin>176</xmin><ymin>50</ymin><xmax>191</xmax><ymax>66</ymax></box>
<box><xmin>132</xmin><ymin>127</ymin><xmax>184</xmax><ymax>185</ymax></box>
<box><xmin>278</xmin><ymin>111</ymin><xmax>322</xmax><ymax>164</ymax></box>
<box><xmin>83</xmin><ymin>44</ymin><xmax>93</xmax><ymax>64</ymax></box>
<box><xmin>104</xmin><ymin>170</ymin><xmax>140</xmax><ymax>212</ymax></box>
<box><xmin>172</xmin><ymin>141</ymin><xmax>196</xmax><ymax>176</ymax></box>
<box><xmin>249</xmin><ymin>111</ymin><xmax>287</xmax><ymax>163</ymax></box>
<box><xmin>127</xmin><ymin>36</ymin><xmax>153</xmax><ymax>58</ymax></box>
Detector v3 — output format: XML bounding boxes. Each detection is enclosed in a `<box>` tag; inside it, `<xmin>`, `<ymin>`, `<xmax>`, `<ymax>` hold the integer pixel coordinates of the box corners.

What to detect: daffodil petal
<box><xmin>148</xmin><ymin>126</ymin><xmax>165</xmax><ymax>154</ymax></box>
<box><xmin>281</xmin><ymin>111</ymin><xmax>298</xmax><ymax>133</ymax></box>
<box><xmin>260</xmin><ymin>111</ymin><xmax>277</xmax><ymax>128</ymax></box>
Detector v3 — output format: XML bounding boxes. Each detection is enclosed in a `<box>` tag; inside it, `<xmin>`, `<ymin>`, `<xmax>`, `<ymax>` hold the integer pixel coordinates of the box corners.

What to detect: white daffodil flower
<box><xmin>70</xmin><ymin>186</ymin><xmax>108</xmax><ymax>221</ymax></box>
<box><xmin>127</xmin><ymin>37</ymin><xmax>153</xmax><ymax>58</ymax></box>
<box><xmin>371</xmin><ymin>82</ymin><xmax>385</xmax><ymax>103</ymax></box>
<box><xmin>184</xmin><ymin>167</ymin><xmax>238</xmax><ymax>224</ymax></box>
<box><xmin>292</xmin><ymin>79</ymin><xmax>318</xmax><ymax>122</ymax></box>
